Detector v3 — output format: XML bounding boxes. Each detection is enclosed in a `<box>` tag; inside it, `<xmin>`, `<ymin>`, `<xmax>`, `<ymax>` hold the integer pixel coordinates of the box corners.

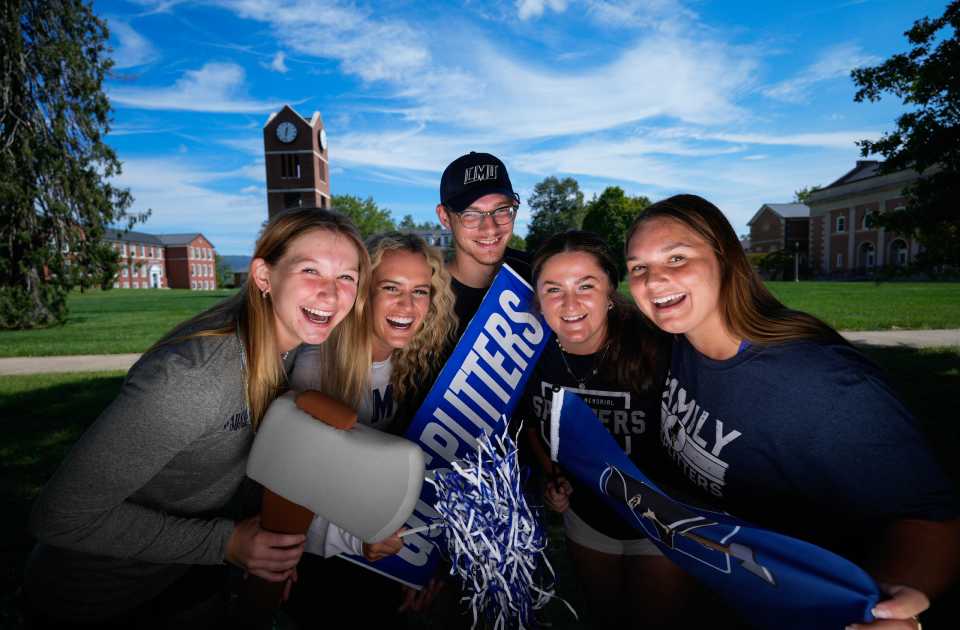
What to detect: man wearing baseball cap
<box><xmin>436</xmin><ymin>151</ymin><xmax>533</xmax><ymax>338</ymax></box>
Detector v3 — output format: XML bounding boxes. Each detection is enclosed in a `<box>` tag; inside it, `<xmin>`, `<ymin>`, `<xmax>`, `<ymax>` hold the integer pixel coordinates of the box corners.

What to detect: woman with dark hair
<box><xmin>624</xmin><ymin>194</ymin><xmax>960</xmax><ymax>628</ymax></box>
<box><xmin>23</xmin><ymin>207</ymin><xmax>372</xmax><ymax>628</ymax></box>
<box><xmin>284</xmin><ymin>231</ymin><xmax>458</xmax><ymax>629</ymax></box>
<box><xmin>518</xmin><ymin>230</ymin><xmax>698</xmax><ymax>629</ymax></box>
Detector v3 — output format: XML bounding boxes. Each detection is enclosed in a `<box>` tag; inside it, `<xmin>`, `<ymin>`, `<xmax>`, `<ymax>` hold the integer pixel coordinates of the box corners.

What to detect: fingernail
<box><xmin>871</xmin><ymin>607</ymin><xmax>892</xmax><ymax>619</ymax></box>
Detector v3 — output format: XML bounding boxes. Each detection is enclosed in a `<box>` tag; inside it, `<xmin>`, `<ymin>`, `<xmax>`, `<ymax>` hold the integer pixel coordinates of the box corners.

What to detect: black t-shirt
<box><xmin>514</xmin><ymin>333</ymin><xmax>670</xmax><ymax>540</ymax></box>
<box><xmin>451</xmin><ymin>248</ymin><xmax>533</xmax><ymax>340</ymax></box>
<box><xmin>660</xmin><ymin>334</ymin><xmax>959</xmax><ymax>561</ymax></box>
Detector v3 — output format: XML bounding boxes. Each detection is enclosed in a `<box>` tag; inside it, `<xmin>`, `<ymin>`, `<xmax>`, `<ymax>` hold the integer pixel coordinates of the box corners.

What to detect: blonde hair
<box><xmin>150</xmin><ymin>207</ymin><xmax>372</xmax><ymax>430</ymax></box>
<box><xmin>365</xmin><ymin>232</ymin><xmax>458</xmax><ymax>402</ymax></box>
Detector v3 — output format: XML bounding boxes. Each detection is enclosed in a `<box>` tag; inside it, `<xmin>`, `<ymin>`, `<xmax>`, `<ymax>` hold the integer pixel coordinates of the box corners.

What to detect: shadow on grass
<box><xmin>1</xmin><ymin>346</ymin><xmax>958</xmax><ymax>629</ymax></box>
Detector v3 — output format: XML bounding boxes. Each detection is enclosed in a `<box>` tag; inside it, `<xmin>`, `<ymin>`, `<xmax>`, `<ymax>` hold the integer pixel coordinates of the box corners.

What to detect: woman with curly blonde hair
<box><xmin>285</xmin><ymin>231</ymin><xmax>457</xmax><ymax>630</ymax></box>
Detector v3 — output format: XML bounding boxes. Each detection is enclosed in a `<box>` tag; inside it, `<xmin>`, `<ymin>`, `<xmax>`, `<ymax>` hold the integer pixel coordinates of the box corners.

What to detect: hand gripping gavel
<box><xmin>228</xmin><ymin>390</ymin><xmax>425</xmax><ymax>629</ymax></box>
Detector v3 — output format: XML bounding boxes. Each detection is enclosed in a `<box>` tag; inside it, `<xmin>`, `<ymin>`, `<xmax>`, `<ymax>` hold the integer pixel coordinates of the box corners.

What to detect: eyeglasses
<box><xmin>452</xmin><ymin>205</ymin><xmax>518</xmax><ymax>229</ymax></box>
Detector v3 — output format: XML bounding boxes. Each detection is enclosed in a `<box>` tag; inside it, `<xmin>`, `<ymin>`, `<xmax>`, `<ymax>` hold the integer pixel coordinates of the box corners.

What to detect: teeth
<box><xmin>475</xmin><ymin>238</ymin><xmax>499</xmax><ymax>244</ymax></box>
<box><xmin>561</xmin><ymin>314</ymin><xmax>587</xmax><ymax>322</ymax></box>
<box><xmin>652</xmin><ymin>293</ymin><xmax>685</xmax><ymax>304</ymax></box>
<box><xmin>386</xmin><ymin>315</ymin><xmax>414</xmax><ymax>325</ymax></box>
<box><xmin>303</xmin><ymin>306</ymin><xmax>335</xmax><ymax>316</ymax></box>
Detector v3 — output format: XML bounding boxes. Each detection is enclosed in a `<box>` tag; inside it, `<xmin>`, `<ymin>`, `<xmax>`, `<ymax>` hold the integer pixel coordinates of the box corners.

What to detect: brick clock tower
<box><xmin>263</xmin><ymin>105</ymin><xmax>330</xmax><ymax>218</ymax></box>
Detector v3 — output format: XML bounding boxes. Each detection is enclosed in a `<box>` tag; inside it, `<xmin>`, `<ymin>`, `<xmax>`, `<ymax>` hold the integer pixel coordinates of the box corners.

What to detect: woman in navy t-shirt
<box><xmin>624</xmin><ymin>194</ymin><xmax>959</xmax><ymax>629</ymax></box>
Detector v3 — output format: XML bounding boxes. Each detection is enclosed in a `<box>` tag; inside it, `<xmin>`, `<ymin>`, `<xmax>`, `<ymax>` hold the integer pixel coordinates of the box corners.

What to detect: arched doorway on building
<box><xmin>148</xmin><ymin>264</ymin><xmax>163</xmax><ymax>289</ymax></box>
<box><xmin>857</xmin><ymin>242</ymin><xmax>875</xmax><ymax>274</ymax></box>
<box><xmin>888</xmin><ymin>239</ymin><xmax>908</xmax><ymax>266</ymax></box>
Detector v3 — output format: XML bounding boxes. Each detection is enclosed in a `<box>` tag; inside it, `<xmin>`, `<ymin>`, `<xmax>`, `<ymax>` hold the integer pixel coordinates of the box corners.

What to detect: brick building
<box><xmin>103</xmin><ymin>229</ymin><xmax>167</xmax><ymax>289</ymax></box>
<box><xmin>102</xmin><ymin>230</ymin><xmax>218</xmax><ymax>290</ymax></box>
<box><xmin>264</xmin><ymin>105</ymin><xmax>330</xmax><ymax>217</ymax></box>
<box><xmin>746</xmin><ymin>203</ymin><xmax>810</xmax><ymax>259</ymax></box>
<box><xmin>807</xmin><ymin>161</ymin><xmax>922</xmax><ymax>277</ymax></box>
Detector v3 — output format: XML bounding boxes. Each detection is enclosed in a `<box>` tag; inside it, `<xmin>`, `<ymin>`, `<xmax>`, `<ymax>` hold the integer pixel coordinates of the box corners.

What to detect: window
<box><xmin>133</xmin><ymin>265</ymin><xmax>138</xmax><ymax>276</ymax></box>
<box><xmin>159</xmin><ymin>249</ymin><xmax>163</xmax><ymax>259</ymax></box>
<box><xmin>192</xmin><ymin>281</ymin><xmax>197</xmax><ymax>290</ymax></box>
<box><xmin>204</xmin><ymin>281</ymin><xmax>209</xmax><ymax>290</ymax></box>
<box><xmin>191</xmin><ymin>264</ymin><xmax>196</xmax><ymax>276</ymax></box>
<box><xmin>158</xmin><ymin>267</ymin><xmax>163</xmax><ymax>277</ymax></box>
<box><xmin>284</xmin><ymin>192</ymin><xmax>301</xmax><ymax>208</ymax></box>
<box><xmin>190</xmin><ymin>246</ymin><xmax>194</xmax><ymax>259</ymax></box>
<box><xmin>836</xmin><ymin>254</ymin><xmax>842</xmax><ymax>267</ymax></box>
<box><xmin>150</xmin><ymin>246</ymin><xmax>155</xmax><ymax>258</ymax></box>
<box><xmin>141</xmin><ymin>265</ymin><xmax>146</xmax><ymax>277</ymax></box>
<box><xmin>138</xmin><ymin>245</ymin><xmax>144</xmax><ymax>257</ymax></box>
<box><xmin>133</xmin><ymin>282</ymin><xmax>138</xmax><ymax>289</ymax></box>
<box><xmin>122</xmin><ymin>266</ymin><xmax>128</xmax><ymax>277</ymax></box>
<box><xmin>862</xmin><ymin>212</ymin><xmax>872</xmax><ymax>230</ymax></box>
<box><xmin>122</xmin><ymin>243</ymin><xmax>127</xmax><ymax>256</ymax></box>
<box><xmin>113</xmin><ymin>282</ymin><xmax>119</xmax><ymax>289</ymax></box>
<box><xmin>281</xmin><ymin>153</ymin><xmax>301</xmax><ymax>179</ymax></box>
<box><xmin>837</xmin><ymin>216</ymin><xmax>845</xmax><ymax>233</ymax></box>
<box><xmin>123</xmin><ymin>282</ymin><xmax>129</xmax><ymax>288</ymax></box>
<box><xmin>318</xmin><ymin>160</ymin><xmax>326</xmax><ymax>182</ymax></box>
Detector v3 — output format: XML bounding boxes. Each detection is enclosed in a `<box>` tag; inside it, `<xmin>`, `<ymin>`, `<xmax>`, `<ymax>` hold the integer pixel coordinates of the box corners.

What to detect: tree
<box><xmin>852</xmin><ymin>1</ymin><xmax>960</xmax><ymax>277</ymax></box>
<box><xmin>508</xmin><ymin>234</ymin><xmax>526</xmax><ymax>251</ymax></box>
<box><xmin>398</xmin><ymin>214</ymin><xmax>441</xmax><ymax>230</ymax></box>
<box><xmin>793</xmin><ymin>186</ymin><xmax>822</xmax><ymax>204</ymax></box>
<box><xmin>0</xmin><ymin>0</ymin><xmax>146</xmax><ymax>329</ymax></box>
<box><xmin>330</xmin><ymin>194</ymin><xmax>395</xmax><ymax>238</ymax></box>
<box><xmin>214</xmin><ymin>252</ymin><xmax>232</xmax><ymax>290</ymax></box>
<box><xmin>525</xmin><ymin>176</ymin><xmax>586</xmax><ymax>253</ymax></box>
<box><xmin>581</xmin><ymin>187</ymin><xmax>651</xmax><ymax>279</ymax></box>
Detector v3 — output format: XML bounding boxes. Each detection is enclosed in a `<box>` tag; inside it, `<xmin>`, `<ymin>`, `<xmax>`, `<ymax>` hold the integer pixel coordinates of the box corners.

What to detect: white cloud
<box><xmin>585</xmin><ymin>0</ymin><xmax>697</xmax><ymax>29</ymax></box>
<box><xmin>744</xmin><ymin>155</ymin><xmax>768</xmax><ymax>160</ymax></box>
<box><xmin>109</xmin><ymin>61</ymin><xmax>287</xmax><ymax>113</ymax></box>
<box><xmin>262</xmin><ymin>51</ymin><xmax>289</xmax><ymax>73</ymax></box>
<box><xmin>108</xmin><ymin>21</ymin><xmax>162</xmax><ymax>68</ymax></box>
<box><xmin>764</xmin><ymin>45</ymin><xmax>881</xmax><ymax>103</ymax></box>
<box><xmin>113</xmin><ymin>158</ymin><xmax>268</xmax><ymax>254</ymax></box>
<box><xmin>517</xmin><ymin>0</ymin><xmax>569</xmax><ymax>20</ymax></box>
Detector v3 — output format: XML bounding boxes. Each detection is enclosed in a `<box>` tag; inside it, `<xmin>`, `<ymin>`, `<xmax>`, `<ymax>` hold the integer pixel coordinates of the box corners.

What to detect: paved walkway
<box><xmin>1</xmin><ymin>330</ymin><xmax>958</xmax><ymax>376</ymax></box>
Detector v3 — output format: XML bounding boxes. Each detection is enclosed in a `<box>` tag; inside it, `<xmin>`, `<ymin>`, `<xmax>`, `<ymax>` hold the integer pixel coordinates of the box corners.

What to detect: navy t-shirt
<box><xmin>660</xmin><ymin>333</ymin><xmax>958</xmax><ymax>561</ymax></box>
<box><xmin>515</xmin><ymin>333</ymin><xmax>669</xmax><ymax>540</ymax></box>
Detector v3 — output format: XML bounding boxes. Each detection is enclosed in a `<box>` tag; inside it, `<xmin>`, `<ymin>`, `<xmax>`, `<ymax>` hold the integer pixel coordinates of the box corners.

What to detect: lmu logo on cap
<box><xmin>464</xmin><ymin>164</ymin><xmax>498</xmax><ymax>184</ymax></box>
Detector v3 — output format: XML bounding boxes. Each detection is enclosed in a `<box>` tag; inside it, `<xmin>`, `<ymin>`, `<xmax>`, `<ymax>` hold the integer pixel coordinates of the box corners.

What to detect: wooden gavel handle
<box><xmin>228</xmin><ymin>391</ymin><xmax>357</xmax><ymax>629</ymax></box>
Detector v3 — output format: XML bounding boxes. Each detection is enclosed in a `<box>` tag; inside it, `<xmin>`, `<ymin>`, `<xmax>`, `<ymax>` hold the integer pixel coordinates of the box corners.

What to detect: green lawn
<box><xmin>0</xmin><ymin>288</ymin><xmax>238</xmax><ymax>357</ymax></box>
<box><xmin>1</xmin><ymin>282</ymin><xmax>958</xmax><ymax>359</ymax></box>
<box><xmin>3</xmin><ymin>346</ymin><xmax>959</xmax><ymax>628</ymax></box>
<box><xmin>618</xmin><ymin>281</ymin><xmax>960</xmax><ymax>332</ymax></box>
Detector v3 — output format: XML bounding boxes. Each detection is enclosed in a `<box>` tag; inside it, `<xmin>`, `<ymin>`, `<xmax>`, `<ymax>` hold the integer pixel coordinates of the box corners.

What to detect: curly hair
<box><xmin>365</xmin><ymin>231</ymin><xmax>458</xmax><ymax>402</ymax></box>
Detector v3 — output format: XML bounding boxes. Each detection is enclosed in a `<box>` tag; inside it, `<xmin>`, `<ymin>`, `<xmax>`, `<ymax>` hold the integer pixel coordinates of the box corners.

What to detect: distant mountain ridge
<box><xmin>222</xmin><ymin>255</ymin><xmax>252</xmax><ymax>272</ymax></box>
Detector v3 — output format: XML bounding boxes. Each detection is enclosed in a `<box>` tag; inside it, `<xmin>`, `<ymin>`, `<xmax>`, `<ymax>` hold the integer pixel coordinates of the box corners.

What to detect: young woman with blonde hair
<box><xmin>23</xmin><ymin>207</ymin><xmax>371</xmax><ymax>628</ymax></box>
<box><xmin>285</xmin><ymin>231</ymin><xmax>457</xmax><ymax>629</ymax></box>
<box><xmin>625</xmin><ymin>194</ymin><xmax>960</xmax><ymax>629</ymax></box>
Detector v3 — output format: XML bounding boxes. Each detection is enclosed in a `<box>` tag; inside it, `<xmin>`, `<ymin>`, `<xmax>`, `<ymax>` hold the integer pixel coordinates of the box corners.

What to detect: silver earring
<box><xmin>261</xmin><ymin>290</ymin><xmax>268</xmax><ymax>298</ymax></box>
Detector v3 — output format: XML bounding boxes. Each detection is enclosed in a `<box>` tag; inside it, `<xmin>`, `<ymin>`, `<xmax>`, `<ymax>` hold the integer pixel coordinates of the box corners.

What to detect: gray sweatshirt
<box><xmin>24</xmin><ymin>320</ymin><xmax>299</xmax><ymax>622</ymax></box>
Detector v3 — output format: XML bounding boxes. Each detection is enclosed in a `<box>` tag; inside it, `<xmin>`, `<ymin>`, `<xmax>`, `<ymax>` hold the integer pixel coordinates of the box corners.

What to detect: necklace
<box><xmin>556</xmin><ymin>337</ymin><xmax>609</xmax><ymax>390</ymax></box>
<box><xmin>236</xmin><ymin>313</ymin><xmax>252</xmax><ymax>428</ymax></box>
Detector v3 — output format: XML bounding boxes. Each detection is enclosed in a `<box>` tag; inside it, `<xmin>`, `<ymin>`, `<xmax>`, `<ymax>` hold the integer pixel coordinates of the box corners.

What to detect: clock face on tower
<box><xmin>276</xmin><ymin>122</ymin><xmax>297</xmax><ymax>143</ymax></box>
<box><xmin>319</xmin><ymin>128</ymin><xmax>328</xmax><ymax>152</ymax></box>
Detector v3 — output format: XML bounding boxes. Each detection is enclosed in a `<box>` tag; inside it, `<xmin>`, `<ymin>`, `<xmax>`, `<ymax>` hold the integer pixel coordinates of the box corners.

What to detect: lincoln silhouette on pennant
<box><xmin>601</xmin><ymin>463</ymin><xmax>778</xmax><ymax>587</ymax></box>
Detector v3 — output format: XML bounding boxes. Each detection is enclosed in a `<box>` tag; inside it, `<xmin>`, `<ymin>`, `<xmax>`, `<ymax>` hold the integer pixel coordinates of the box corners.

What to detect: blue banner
<box><xmin>549</xmin><ymin>387</ymin><xmax>882</xmax><ymax>629</ymax></box>
<box><xmin>339</xmin><ymin>263</ymin><xmax>552</xmax><ymax>588</ymax></box>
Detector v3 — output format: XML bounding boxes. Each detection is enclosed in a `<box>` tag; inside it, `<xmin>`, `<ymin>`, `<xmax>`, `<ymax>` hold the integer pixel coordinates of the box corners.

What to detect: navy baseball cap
<box><xmin>440</xmin><ymin>152</ymin><xmax>520</xmax><ymax>214</ymax></box>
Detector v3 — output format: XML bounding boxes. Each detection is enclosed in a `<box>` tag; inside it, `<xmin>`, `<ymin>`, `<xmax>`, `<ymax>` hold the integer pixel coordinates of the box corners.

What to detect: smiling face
<box><xmin>625</xmin><ymin>217</ymin><xmax>729</xmax><ymax>352</ymax></box>
<box><xmin>536</xmin><ymin>251</ymin><xmax>612</xmax><ymax>354</ymax></box>
<box><xmin>437</xmin><ymin>193</ymin><xmax>515</xmax><ymax>268</ymax></box>
<box><xmin>253</xmin><ymin>229</ymin><xmax>361</xmax><ymax>353</ymax></box>
<box><xmin>369</xmin><ymin>248</ymin><xmax>433</xmax><ymax>362</ymax></box>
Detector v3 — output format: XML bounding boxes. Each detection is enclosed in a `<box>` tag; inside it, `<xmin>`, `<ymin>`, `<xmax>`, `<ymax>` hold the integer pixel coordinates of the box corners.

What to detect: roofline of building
<box><xmin>746</xmin><ymin>203</ymin><xmax>809</xmax><ymax>226</ymax></box>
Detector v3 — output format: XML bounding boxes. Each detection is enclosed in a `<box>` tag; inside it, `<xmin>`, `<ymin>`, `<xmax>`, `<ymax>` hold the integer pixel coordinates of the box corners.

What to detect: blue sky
<box><xmin>98</xmin><ymin>0</ymin><xmax>949</xmax><ymax>255</ymax></box>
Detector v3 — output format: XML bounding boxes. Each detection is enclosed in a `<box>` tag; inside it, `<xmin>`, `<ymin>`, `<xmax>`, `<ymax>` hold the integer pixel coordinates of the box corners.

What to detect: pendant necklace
<box><xmin>556</xmin><ymin>337</ymin><xmax>609</xmax><ymax>390</ymax></box>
